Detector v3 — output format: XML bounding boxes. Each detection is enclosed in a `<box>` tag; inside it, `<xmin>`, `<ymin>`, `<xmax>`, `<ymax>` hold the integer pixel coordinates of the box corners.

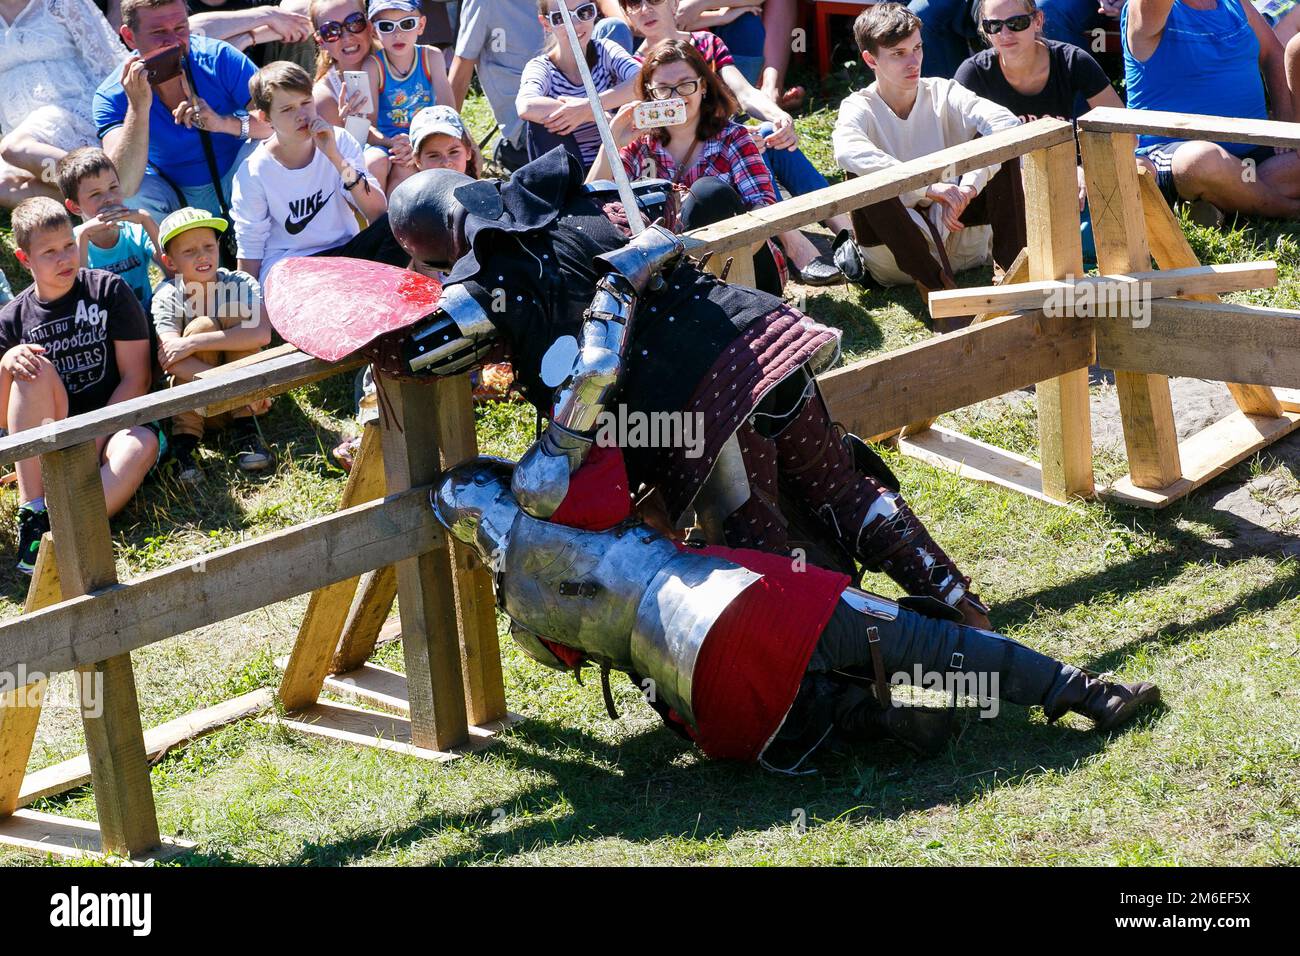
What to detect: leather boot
<box><xmin>1043</xmin><ymin>665</ymin><xmax>1161</xmax><ymax>732</ymax></box>
<box><xmin>839</xmin><ymin>698</ymin><xmax>954</xmax><ymax>757</ymax></box>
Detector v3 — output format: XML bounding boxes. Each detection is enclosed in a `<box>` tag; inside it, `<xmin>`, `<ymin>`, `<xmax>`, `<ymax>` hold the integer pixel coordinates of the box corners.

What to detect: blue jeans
<box><xmin>758</xmin><ymin>122</ymin><xmax>831</xmax><ymax>200</ymax></box>
<box><xmin>713</xmin><ymin>10</ymin><xmax>766</xmax><ymax>86</ymax></box>
<box><xmin>124</xmin><ymin>138</ymin><xmax>257</xmax><ymax>224</ymax></box>
<box><xmin>908</xmin><ymin>0</ymin><xmax>978</xmax><ymax>79</ymax></box>
<box><xmin>594</xmin><ymin>16</ymin><xmax>636</xmax><ymax>54</ymax></box>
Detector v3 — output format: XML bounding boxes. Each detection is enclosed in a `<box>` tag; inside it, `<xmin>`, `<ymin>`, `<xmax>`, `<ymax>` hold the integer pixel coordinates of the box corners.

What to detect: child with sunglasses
<box><xmin>517</xmin><ymin>0</ymin><xmax>641</xmax><ymax>169</ymax></box>
<box><xmin>360</xmin><ymin>0</ymin><xmax>455</xmax><ymax>192</ymax></box>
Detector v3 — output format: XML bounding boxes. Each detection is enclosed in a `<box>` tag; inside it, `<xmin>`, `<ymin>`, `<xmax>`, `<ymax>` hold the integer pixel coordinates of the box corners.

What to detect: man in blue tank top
<box><xmin>1126</xmin><ymin>0</ymin><xmax>1300</xmax><ymax>220</ymax></box>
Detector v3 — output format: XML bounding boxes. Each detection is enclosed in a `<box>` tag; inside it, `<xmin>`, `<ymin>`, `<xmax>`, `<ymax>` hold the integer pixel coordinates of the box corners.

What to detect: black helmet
<box><xmin>388</xmin><ymin>168</ymin><xmax>475</xmax><ymax>273</ymax></box>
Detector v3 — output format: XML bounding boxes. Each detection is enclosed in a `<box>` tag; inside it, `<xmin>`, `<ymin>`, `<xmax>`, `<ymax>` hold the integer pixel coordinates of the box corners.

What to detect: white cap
<box><xmin>408</xmin><ymin>105</ymin><xmax>467</xmax><ymax>151</ymax></box>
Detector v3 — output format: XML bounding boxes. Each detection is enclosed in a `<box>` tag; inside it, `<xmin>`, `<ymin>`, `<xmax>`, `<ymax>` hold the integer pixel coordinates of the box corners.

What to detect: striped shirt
<box><xmin>518</xmin><ymin>38</ymin><xmax>641</xmax><ymax>168</ymax></box>
<box><xmin>635</xmin><ymin>30</ymin><xmax>736</xmax><ymax>71</ymax></box>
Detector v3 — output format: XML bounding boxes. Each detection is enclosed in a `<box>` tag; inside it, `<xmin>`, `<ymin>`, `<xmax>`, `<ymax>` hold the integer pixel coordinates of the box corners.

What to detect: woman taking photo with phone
<box><xmin>587</xmin><ymin>38</ymin><xmax>786</xmax><ymax>295</ymax></box>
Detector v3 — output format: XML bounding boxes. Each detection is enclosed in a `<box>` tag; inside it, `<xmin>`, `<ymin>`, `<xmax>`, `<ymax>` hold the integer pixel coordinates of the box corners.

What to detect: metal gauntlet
<box><xmin>404</xmin><ymin>283</ymin><xmax>498</xmax><ymax>376</ymax></box>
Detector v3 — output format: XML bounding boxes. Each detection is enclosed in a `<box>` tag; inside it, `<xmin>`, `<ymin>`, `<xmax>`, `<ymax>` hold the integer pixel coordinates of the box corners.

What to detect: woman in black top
<box><xmin>954</xmin><ymin>0</ymin><xmax>1122</xmax><ymax>262</ymax></box>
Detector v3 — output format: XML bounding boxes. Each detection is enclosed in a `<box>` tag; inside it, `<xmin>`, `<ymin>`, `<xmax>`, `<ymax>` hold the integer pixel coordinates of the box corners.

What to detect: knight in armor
<box><xmin>432</xmin><ymin>456</ymin><xmax>1160</xmax><ymax>766</ymax></box>
<box><xmin>375</xmin><ymin>147</ymin><xmax>995</xmax><ymax>628</ymax></box>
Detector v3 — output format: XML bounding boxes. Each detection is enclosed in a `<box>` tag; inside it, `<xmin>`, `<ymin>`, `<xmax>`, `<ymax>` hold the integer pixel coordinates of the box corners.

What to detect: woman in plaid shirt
<box><xmin>587</xmin><ymin>39</ymin><xmax>787</xmax><ymax>294</ymax></box>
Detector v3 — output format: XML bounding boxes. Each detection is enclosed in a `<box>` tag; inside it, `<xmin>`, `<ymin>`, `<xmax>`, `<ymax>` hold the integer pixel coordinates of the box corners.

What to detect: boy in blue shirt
<box><xmin>57</xmin><ymin>148</ymin><xmax>167</xmax><ymax>311</ymax></box>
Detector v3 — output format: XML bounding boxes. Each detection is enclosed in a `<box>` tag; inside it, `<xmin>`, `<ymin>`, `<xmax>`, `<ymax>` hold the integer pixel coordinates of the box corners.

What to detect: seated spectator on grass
<box><xmin>676</xmin><ymin>0</ymin><xmax>767</xmax><ymax>86</ymax></box>
<box><xmin>1127</xmin><ymin>0</ymin><xmax>1300</xmax><ymax>222</ymax></box>
<box><xmin>152</xmin><ymin>207</ymin><xmax>273</xmax><ymax>481</ymax></box>
<box><xmin>308</xmin><ymin>0</ymin><xmax>389</xmax><ymax>183</ymax></box>
<box><xmin>232</xmin><ymin>62</ymin><xmax>404</xmax><ymax>283</ymax></box>
<box><xmin>57</xmin><ymin>148</ymin><xmax>167</xmax><ymax>312</ymax></box>
<box><xmin>0</xmin><ymin>0</ymin><xmax>127</xmax><ymax>209</ymax></box>
<box><xmin>587</xmin><ymin>38</ymin><xmax>788</xmax><ymax>295</ymax></box>
<box><xmin>93</xmin><ymin>0</ymin><xmax>272</xmax><ymax>225</ymax></box>
<box><xmin>954</xmin><ymin>0</ymin><xmax>1122</xmax><ymax>263</ymax></box>
<box><xmin>517</xmin><ymin>0</ymin><xmax>641</xmax><ymax>169</ymax></box>
<box><xmin>832</xmin><ymin>4</ymin><xmax>1025</xmax><ymax>326</ymax></box>
<box><xmin>0</xmin><ymin>198</ymin><xmax>158</xmax><ymax>572</ymax></box>
<box><xmin>622</xmin><ymin>0</ymin><xmax>847</xmax><ymax>283</ymax></box>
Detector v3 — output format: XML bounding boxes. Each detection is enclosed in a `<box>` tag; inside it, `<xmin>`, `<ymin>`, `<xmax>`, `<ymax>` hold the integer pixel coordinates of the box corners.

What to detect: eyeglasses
<box><xmin>374</xmin><ymin>15</ymin><xmax>421</xmax><ymax>34</ymax></box>
<box><xmin>647</xmin><ymin>78</ymin><xmax>700</xmax><ymax>100</ymax></box>
<box><xmin>621</xmin><ymin>0</ymin><xmax>668</xmax><ymax>12</ymax></box>
<box><xmin>981</xmin><ymin>14</ymin><xmax>1034</xmax><ymax>34</ymax></box>
<box><xmin>316</xmin><ymin>12</ymin><xmax>368</xmax><ymax>42</ymax></box>
<box><xmin>546</xmin><ymin>3</ymin><xmax>599</xmax><ymax>27</ymax></box>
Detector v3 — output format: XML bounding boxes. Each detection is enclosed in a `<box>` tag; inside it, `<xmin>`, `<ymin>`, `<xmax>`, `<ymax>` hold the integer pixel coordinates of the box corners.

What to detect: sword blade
<box><xmin>554</xmin><ymin>3</ymin><xmax>645</xmax><ymax>236</ymax></box>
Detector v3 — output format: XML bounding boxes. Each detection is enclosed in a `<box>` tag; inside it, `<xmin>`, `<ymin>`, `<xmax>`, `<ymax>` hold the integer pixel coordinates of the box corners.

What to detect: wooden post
<box><xmin>1079</xmin><ymin>129</ymin><xmax>1182</xmax><ymax>488</ymax></box>
<box><xmin>1135</xmin><ymin>166</ymin><xmax>1284</xmax><ymax>418</ymax></box>
<box><xmin>331</xmin><ymin>565</ymin><xmax>398</xmax><ymax>674</ymax></box>
<box><xmin>377</xmin><ymin>374</ymin><xmax>469</xmax><ymax>751</ymax></box>
<box><xmin>425</xmin><ymin>374</ymin><xmax>507</xmax><ymax>726</ymax></box>
<box><xmin>1022</xmin><ymin>142</ymin><xmax>1095</xmax><ymax>501</ymax></box>
<box><xmin>0</xmin><ymin>535</ymin><xmax>60</xmax><ymax>816</ymax></box>
<box><xmin>278</xmin><ymin>423</ymin><xmax>388</xmax><ymax>711</ymax></box>
<box><xmin>40</xmin><ymin>441</ymin><xmax>160</xmax><ymax>856</ymax></box>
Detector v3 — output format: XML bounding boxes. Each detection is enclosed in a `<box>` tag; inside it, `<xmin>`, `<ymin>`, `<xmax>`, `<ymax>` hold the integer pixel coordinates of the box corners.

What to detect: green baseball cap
<box><xmin>158</xmin><ymin>206</ymin><xmax>228</xmax><ymax>249</ymax></box>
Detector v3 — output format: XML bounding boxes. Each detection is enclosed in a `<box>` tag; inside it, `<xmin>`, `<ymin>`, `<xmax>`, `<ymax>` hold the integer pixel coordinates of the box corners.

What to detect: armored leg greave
<box><xmin>771</xmin><ymin>389</ymin><xmax>974</xmax><ymax>607</ymax></box>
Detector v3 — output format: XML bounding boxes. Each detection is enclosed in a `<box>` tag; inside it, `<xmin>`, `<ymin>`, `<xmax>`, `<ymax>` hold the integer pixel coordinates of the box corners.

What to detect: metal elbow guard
<box><xmin>552</xmin><ymin>345</ymin><xmax>622</xmax><ymax>434</ymax></box>
<box><xmin>405</xmin><ymin>283</ymin><xmax>498</xmax><ymax>376</ymax></box>
<box><xmin>594</xmin><ymin>223</ymin><xmax>684</xmax><ymax>295</ymax></box>
<box><xmin>512</xmin><ymin>425</ymin><xmax>594</xmax><ymax>518</ymax></box>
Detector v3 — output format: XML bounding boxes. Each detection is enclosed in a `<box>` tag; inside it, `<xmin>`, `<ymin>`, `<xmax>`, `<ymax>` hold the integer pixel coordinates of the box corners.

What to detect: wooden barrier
<box><xmin>3</xmin><ymin>111</ymin><xmax>1291</xmax><ymax>859</ymax></box>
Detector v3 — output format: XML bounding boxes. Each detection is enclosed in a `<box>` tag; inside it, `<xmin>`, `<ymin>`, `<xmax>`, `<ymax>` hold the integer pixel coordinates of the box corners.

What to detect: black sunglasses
<box><xmin>547</xmin><ymin>3</ymin><xmax>599</xmax><ymax>27</ymax></box>
<box><xmin>622</xmin><ymin>0</ymin><xmax>668</xmax><ymax>11</ymax></box>
<box><xmin>982</xmin><ymin>14</ymin><xmax>1034</xmax><ymax>34</ymax></box>
<box><xmin>374</xmin><ymin>15</ymin><xmax>421</xmax><ymax>34</ymax></box>
<box><xmin>316</xmin><ymin>11</ymin><xmax>367</xmax><ymax>42</ymax></box>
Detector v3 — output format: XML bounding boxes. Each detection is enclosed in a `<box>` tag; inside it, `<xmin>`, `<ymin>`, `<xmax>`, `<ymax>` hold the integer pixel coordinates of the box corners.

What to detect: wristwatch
<box><xmin>235</xmin><ymin>109</ymin><xmax>251</xmax><ymax>141</ymax></box>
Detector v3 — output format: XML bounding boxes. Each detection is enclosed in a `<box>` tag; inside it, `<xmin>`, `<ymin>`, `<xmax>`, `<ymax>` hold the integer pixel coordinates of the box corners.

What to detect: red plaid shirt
<box><xmin>619</xmin><ymin>122</ymin><xmax>786</xmax><ymax>285</ymax></box>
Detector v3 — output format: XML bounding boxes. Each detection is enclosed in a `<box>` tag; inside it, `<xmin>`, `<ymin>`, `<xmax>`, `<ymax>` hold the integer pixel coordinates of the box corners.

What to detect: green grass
<box><xmin>1</xmin><ymin>74</ymin><xmax>1299</xmax><ymax>867</ymax></box>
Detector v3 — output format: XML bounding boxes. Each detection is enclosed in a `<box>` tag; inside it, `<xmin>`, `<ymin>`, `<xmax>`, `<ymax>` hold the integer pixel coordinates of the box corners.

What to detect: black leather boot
<box><xmin>1043</xmin><ymin>666</ymin><xmax>1161</xmax><ymax>732</ymax></box>
<box><xmin>838</xmin><ymin>697</ymin><xmax>954</xmax><ymax>757</ymax></box>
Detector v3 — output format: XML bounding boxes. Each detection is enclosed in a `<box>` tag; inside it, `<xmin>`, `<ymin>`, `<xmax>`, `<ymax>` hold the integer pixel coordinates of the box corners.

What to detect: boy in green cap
<box><xmin>152</xmin><ymin>207</ymin><xmax>274</xmax><ymax>481</ymax></box>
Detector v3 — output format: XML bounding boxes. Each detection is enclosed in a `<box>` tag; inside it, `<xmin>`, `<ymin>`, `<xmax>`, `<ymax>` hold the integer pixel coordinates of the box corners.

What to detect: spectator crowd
<box><xmin>2</xmin><ymin>0</ymin><xmax>1300</xmax><ymax>572</ymax></box>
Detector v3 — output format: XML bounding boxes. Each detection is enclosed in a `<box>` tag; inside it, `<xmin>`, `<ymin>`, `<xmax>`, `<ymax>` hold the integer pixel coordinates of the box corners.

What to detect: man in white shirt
<box><xmin>833</xmin><ymin>4</ymin><xmax>1026</xmax><ymax>327</ymax></box>
<box><xmin>231</xmin><ymin>61</ymin><xmax>407</xmax><ymax>282</ymax></box>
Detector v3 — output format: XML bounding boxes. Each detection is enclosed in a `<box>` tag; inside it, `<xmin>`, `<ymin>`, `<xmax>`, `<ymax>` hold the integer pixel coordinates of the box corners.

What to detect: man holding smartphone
<box><xmin>91</xmin><ymin>0</ymin><xmax>275</xmax><ymax>224</ymax></box>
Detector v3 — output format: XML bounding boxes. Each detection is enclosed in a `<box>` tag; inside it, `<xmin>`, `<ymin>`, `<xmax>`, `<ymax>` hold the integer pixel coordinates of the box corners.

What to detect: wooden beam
<box><xmin>897</xmin><ymin>426</ymin><xmax>1066</xmax><ymax>506</ymax></box>
<box><xmin>0</xmin><ymin>349</ymin><xmax>363</xmax><ymax>467</ymax></box>
<box><xmin>428</xmin><ymin>374</ymin><xmax>507</xmax><ymax>727</ymax></box>
<box><xmin>1096</xmin><ymin>299</ymin><xmax>1300</xmax><ymax>385</ymax></box>
<box><xmin>41</xmin><ymin>442</ymin><xmax>160</xmax><ymax>857</ymax></box>
<box><xmin>331</xmin><ymin>565</ymin><xmax>398</xmax><ymax>674</ymax></box>
<box><xmin>279</xmin><ymin>424</ymin><xmax>387</xmax><ymax>712</ymax></box>
<box><xmin>817</xmin><ymin>310</ymin><xmax>1094</xmax><ymax>441</ymax></box>
<box><xmin>1079</xmin><ymin>129</ymin><xmax>1182</xmax><ymax>489</ymax></box>
<box><xmin>0</xmin><ymin>809</ymin><xmax>193</xmax><ymax>862</ymax></box>
<box><xmin>900</xmin><ymin>248</ymin><xmax>1030</xmax><ymax>439</ymax></box>
<box><xmin>263</xmin><ymin>700</ymin><xmax>509</xmax><ymax>761</ymax></box>
<box><xmin>1078</xmin><ymin>107</ymin><xmax>1300</xmax><ymax>151</ymax></box>
<box><xmin>17</xmin><ymin>689</ymin><xmax>273</xmax><ymax>807</ymax></box>
<box><xmin>1107</xmin><ymin>409</ymin><xmax>1300</xmax><ymax>508</ymax></box>
<box><xmin>0</xmin><ymin>489</ymin><xmax>439</xmax><ymax>680</ymax></box>
<box><xmin>927</xmin><ymin>262</ymin><xmax>1278</xmax><ymax>318</ymax></box>
<box><xmin>1023</xmin><ymin>140</ymin><xmax>1095</xmax><ymax>502</ymax></box>
<box><xmin>683</xmin><ymin>118</ymin><xmax>1075</xmax><ymax>259</ymax></box>
<box><xmin>1136</xmin><ymin>165</ymin><xmax>1284</xmax><ymax>418</ymax></box>
<box><xmin>378</xmin><ymin>375</ymin><xmax>470</xmax><ymax>752</ymax></box>
<box><xmin>0</xmin><ymin>535</ymin><xmax>60</xmax><ymax>816</ymax></box>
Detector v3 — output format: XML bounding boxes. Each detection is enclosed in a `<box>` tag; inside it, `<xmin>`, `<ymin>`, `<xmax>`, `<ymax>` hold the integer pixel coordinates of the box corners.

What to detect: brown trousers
<box><xmin>167</xmin><ymin>315</ymin><xmax>263</xmax><ymax>439</ymax></box>
<box><xmin>849</xmin><ymin>158</ymin><xmax>1027</xmax><ymax>290</ymax></box>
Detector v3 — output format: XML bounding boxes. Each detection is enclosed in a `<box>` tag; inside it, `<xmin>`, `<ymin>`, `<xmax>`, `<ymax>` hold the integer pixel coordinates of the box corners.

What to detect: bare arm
<box><xmin>448</xmin><ymin>55</ymin><xmax>477</xmax><ymax>111</ymax></box>
<box><xmin>103</xmin><ymin>58</ymin><xmax>153</xmax><ymax>197</ymax></box>
<box><xmin>1245</xmin><ymin>0</ymin><xmax>1294</xmax><ymax>122</ymax></box>
<box><xmin>1087</xmin><ymin>84</ymin><xmax>1124</xmax><ymax>111</ymax></box>
<box><xmin>108</xmin><ymin>339</ymin><xmax>153</xmax><ymax>405</ymax></box>
<box><xmin>426</xmin><ymin>47</ymin><xmax>456</xmax><ymax>115</ymax></box>
<box><xmin>1126</xmin><ymin>0</ymin><xmax>1175</xmax><ymax>62</ymax></box>
<box><xmin>719</xmin><ymin>63</ymin><xmax>785</xmax><ymax>123</ymax></box>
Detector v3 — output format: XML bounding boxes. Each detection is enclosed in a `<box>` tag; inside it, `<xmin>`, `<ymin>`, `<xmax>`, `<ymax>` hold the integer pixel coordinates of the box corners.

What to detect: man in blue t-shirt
<box><xmin>93</xmin><ymin>0</ymin><xmax>273</xmax><ymax>224</ymax></box>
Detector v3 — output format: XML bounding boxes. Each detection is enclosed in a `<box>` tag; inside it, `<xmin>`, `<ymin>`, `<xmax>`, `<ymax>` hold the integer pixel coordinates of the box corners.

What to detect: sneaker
<box><xmin>230</xmin><ymin>418</ymin><xmax>274</xmax><ymax>473</ymax></box>
<box><xmin>15</xmin><ymin>505</ymin><xmax>50</xmax><ymax>575</ymax></box>
<box><xmin>171</xmin><ymin>434</ymin><xmax>202</xmax><ymax>484</ymax></box>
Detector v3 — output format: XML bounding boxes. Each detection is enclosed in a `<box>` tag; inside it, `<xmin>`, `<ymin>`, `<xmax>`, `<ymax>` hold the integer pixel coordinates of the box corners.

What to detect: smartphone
<box><xmin>143</xmin><ymin>44</ymin><xmax>184</xmax><ymax>86</ymax></box>
<box><xmin>633</xmin><ymin>98</ymin><xmax>688</xmax><ymax>131</ymax></box>
<box><xmin>344</xmin><ymin>115</ymin><xmax>372</xmax><ymax>147</ymax></box>
<box><xmin>342</xmin><ymin>71</ymin><xmax>374</xmax><ymax>116</ymax></box>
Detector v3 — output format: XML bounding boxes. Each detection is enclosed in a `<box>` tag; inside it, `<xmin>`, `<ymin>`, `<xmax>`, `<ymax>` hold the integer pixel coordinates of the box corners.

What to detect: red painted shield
<box><xmin>263</xmin><ymin>257</ymin><xmax>444</xmax><ymax>362</ymax></box>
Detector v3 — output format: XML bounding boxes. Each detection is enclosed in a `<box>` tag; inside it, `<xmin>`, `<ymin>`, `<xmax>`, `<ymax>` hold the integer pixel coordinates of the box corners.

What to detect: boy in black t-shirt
<box><xmin>0</xmin><ymin>198</ymin><xmax>159</xmax><ymax>573</ymax></box>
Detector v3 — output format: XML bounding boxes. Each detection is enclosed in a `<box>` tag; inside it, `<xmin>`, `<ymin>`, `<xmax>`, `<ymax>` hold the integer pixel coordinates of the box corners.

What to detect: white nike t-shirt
<box><xmin>230</xmin><ymin>127</ymin><xmax>383</xmax><ymax>281</ymax></box>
